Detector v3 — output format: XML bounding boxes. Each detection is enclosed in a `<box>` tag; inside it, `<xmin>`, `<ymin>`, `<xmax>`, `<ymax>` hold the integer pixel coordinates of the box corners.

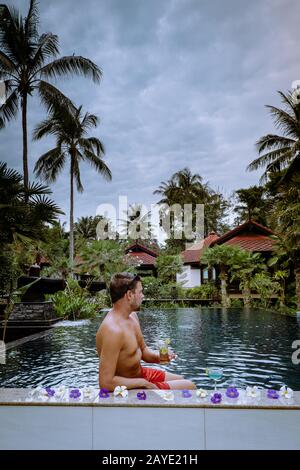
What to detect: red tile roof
<box><xmin>181</xmin><ymin>232</ymin><xmax>219</xmax><ymax>264</ymax></box>
<box><xmin>182</xmin><ymin>220</ymin><xmax>277</xmax><ymax>265</ymax></box>
<box><xmin>127</xmin><ymin>251</ymin><xmax>157</xmax><ymax>266</ymax></box>
<box><xmin>221</xmin><ymin>234</ymin><xmax>276</xmax><ymax>251</ymax></box>
<box><xmin>125</xmin><ymin>242</ymin><xmax>158</xmax><ymax>266</ymax></box>
<box><xmin>211</xmin><ymin>219</ymin><xmax>274</xmax><ymax>246</ymax></box>
<box><xmin>125</xmin><ymin>242</ymin><xmax>158</xmax><ymax>258</ymax></box>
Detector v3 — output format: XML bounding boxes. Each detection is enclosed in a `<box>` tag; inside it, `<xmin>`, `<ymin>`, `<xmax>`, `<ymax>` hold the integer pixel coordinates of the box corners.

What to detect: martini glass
<box><xmin>206</xmin><ymin>367</ymin><xmax>223</xmax><ymax>391</ymax></box>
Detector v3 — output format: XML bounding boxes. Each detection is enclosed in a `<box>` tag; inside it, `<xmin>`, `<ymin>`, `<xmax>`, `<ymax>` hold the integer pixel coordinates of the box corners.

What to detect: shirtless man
<box><xmin>96</xmin><ymin>272</ymin><xmax>196</xmax><ymax>391</ymax></box>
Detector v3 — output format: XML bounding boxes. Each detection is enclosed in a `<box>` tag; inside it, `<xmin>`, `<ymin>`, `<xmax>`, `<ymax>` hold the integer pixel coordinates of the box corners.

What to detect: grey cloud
<box><xmin>2</xmin><ymin>0</ymin><xmax>300</xmax><ymax>226</ymax></box>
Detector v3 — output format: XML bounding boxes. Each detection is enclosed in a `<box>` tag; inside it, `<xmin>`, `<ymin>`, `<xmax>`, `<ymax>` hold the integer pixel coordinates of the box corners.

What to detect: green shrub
<box><xmin>46</xmin><ymin>277</ymin><xmax>98</xmax><ymax>320</ymax></box>
<box><xmin>230</xmin><ymin>298</ymin><xmax>244</xmax><ymax>308</ymax></box>
<box><xmin>184</xmin><ymin>283</ymin><xmax>218</xmax><ymax>300</ymax></box>
<box><xmin>141</xmin><ymin>277</ymin><xmax>161</xmax><ymax>299</ymax></box>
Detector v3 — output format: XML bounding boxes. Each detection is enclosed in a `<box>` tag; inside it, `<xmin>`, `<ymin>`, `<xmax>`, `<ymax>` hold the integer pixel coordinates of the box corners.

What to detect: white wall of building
<box><xmin>177</xmin><ymin>265</ymin><xmax>201</xmax><ymax>288</ymax></box>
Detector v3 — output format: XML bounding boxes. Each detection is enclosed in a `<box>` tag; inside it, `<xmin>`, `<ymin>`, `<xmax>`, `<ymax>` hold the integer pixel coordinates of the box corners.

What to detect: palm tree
<box><xmin>0</xmin><ymin>1</ymin><xmax>101</xmax><ymax>193</ymax></box>
<box><xmin>75</xmin><ymin>215</ymin><xmax>105</xmax><ymax>240</ymax></box>
<box><xmin>247</xmin><ymin>91</ymin><xmax>300</xmax><ymax>184</ymax></box>
<box><xmin>233</xmin><ymin>185</ymin><xmax>267</xmax><ymax>225</ymax></box>
<box><xmin>33</xmin><ymin>103</ymin><xmax>112</xmax><ymax>272</ymax></box>
<box><xmin>0</xmin><ymin>161</ymin><xmax>62</xmax><ymax>246</ymax></box>
<box><xmin>120</xmin><ymin>203</ymin><xmax>153</xmax><ymax>242</ymax></box>
<box><xmin>79</xmin><ymin>240</ymin><xmax>137</xmax><ymax>284</ymax></box>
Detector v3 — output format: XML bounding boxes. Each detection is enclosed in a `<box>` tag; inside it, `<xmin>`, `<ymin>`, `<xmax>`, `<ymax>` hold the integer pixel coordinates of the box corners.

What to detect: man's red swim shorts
<box><xmin>141</xmin><ymin>367</ymin><xmax>170</xmax><ymax>390</ymax></box>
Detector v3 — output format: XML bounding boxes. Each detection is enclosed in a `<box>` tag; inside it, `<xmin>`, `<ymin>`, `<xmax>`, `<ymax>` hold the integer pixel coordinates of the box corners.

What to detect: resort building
<box><xmin>124</xmin><ymin>242</ymin><xmax>158</xmax><ymax>277</ymax></box>
<box><xmin>177</xmin><ymin>220</ymin><xmax>277</xmax><ymax>288</ymax></box>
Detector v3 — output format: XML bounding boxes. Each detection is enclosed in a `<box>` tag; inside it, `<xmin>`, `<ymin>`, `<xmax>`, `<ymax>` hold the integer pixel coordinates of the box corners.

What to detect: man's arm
<box><xmin>131</xmin><ymin>312</ymin><xmax>160</xmax><ymax>363</ymax></box>
<box><xmin>99</xmin><ymin>325</ymin><xmax>157</xmax><ymax>391</ymax></box>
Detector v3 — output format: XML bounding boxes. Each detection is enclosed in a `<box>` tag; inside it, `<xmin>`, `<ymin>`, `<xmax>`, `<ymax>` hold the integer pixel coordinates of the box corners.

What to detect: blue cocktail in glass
<box><xmin>206</xmin><ymin>367</ymin><xmax>223</xmax><ymax>391</ymax></box>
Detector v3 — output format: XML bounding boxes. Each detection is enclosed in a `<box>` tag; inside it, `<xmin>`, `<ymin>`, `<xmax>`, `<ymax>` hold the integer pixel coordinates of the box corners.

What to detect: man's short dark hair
<box><xmin>109</xmin><ymin>272</ymin><xmax>141</xmax><ymax>303</ymax></box>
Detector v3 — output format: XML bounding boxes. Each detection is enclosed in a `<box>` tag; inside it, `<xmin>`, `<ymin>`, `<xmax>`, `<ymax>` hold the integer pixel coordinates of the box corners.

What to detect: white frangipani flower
<box><xmin>82</xmin><ymin>386</ymin><xmax>97</xmax><ymax>400</ymax></box>
<box><xmin>246</xmin><ymin>386</ymin><xmax>260</xmax><ymax>398</ymax></box>
<box><xmin>55</xmin><ymin>386</ymin><xmax>68</xmax><ymax>399</ymax></box>
<box><xmin>196</xmin><ymin>388</ymin><xmax>208</xmax><ymax>398</ymax></box>
<box><xmin>113</xmin><ymin>385</ymin><xmax>128</xmax><ymax>398</ymax></box>
<box><xmin>280</xmin><ymin>385</ymin><xmax>293</xmax><ymax>399</ymax></box>
<box><xmin>160</xmin><ymin>391</ymin><xmax>174</xmax><ymax>401</ymax></box>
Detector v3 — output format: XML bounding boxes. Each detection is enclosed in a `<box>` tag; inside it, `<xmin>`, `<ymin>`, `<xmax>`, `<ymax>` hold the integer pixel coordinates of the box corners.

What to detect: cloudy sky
<box><xmin>2</xmin><ymin>0</ymin><xmax>300</xmax><ymax>226</ymax></box>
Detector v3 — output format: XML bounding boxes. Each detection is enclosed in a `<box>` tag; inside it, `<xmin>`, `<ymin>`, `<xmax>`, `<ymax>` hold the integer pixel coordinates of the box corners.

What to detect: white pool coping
<box><xmin>1</xmin><ymin>388</ymin><xmax>300</xmax><ymax>450</ymax></box>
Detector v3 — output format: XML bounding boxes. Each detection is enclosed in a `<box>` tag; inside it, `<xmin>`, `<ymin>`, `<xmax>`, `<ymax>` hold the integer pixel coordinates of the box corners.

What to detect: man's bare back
<box><xmin>96</xmin><ymin>310</ymin><xmax>144</xmax><ymax>380</ymax></box>
<box><xmin>96</xmin><ymin>273</ymin><xmax>195</xmax><ymax>392</ymax></box>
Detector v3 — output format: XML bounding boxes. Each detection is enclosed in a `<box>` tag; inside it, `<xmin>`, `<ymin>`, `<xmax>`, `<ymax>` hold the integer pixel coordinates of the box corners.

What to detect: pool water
<box><xmin>0</xmin><ymin>308</ymin><xmax>300</xmax><ymax>389</ymax></box>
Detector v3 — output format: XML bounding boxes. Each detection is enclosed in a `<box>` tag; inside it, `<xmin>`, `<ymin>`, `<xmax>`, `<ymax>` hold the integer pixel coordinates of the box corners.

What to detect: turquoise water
<box><xmin>0</xmin><ymin>308</ymin><xmax>300</xmax><ymax>389</ymax></box>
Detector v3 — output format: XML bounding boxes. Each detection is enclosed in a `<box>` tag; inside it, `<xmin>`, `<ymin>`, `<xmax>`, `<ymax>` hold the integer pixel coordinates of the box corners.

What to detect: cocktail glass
<box><xmin>158</xmin><ymin>338</ymin><xmax>171</xmax><ymax>364</ymax></box>
<box><xmin>206</xmin><ymin>367</ymin><xmax>223</xmax><ymax>391</ymax></box>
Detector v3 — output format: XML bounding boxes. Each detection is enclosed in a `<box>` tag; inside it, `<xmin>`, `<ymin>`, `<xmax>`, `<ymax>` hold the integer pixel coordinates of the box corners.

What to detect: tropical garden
<box><xmin>0</xmin><ymin>1</ymin><xmax>299</xmax><ymax>325</ymax></box>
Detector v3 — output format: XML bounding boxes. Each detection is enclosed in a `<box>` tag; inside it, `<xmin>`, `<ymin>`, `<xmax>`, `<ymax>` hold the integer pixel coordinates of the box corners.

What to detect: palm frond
<box><xmin>247</xmin><ymin>147</ymin><xmax>293</xmax><ymax>172</ymax></box>
<box><xmin>255</xmin><ymin>134</ymin><xmax>295</xmax><ymax>153</ymax></box>
<box><xmin>72</xmin><ymin>153</ymin><xmax>84</xmax><ymax>192</ymax></box>
<box><xmin>266</xmin><ymin>105</ymin><xmax>299</xmax><ymax>137</ymax></box>
<box><xmin>0</xmin><ymin>89</ymin><xmax>19</xmax><ymax>128</ymax></box>
<box><xmin>30</xmin><ymin>195</ymin><xmax>64</xmax><ymax>220</ymax></box>
<box><xmin>38</xmin><ymin>80</ymin><xmax>76</xmax><ymax>114</ymax></box>
<box><xmin>30</xmin><ymin>33</ymin><xmax>59</xmax><ymax>73</ymax></box>
<box><xmin>32</xmin><ymin>117</ymin><xmax>58</xmax><ymax>140</ymax></box>
<box><xmin>0</xmin><ymin>50</ymin><xmax>17</xmax><ymax>74</ymax></box>
<box><xmin>79</xmin><ymin>137</ymin><xmax>105</xmax><ymax>156</ymax></box>
<box><xmin>24</xmin><ymin>0</ymin><xmax>39</xmax><ymax>42</ymax></box>
<box><xmin>39</xmin><ymin>56</ymin><xmax>102</xmax><ymax>83</ymax></box>
<box><xmin>82</xmin><ymin>148</ymin><xmax>112</xmax><ymax>181</ymax></box>
<box><xmin>25</xmin><ymin>181</ymin><xmax>52</xmax><ymax>197</ymax></box>
<box><xmin>34</xmin><ymin>148</ymin><xmax>65</xmax><ymax>182</ymax></box>
<box><xmin>277</xmin><ymin>91</ymin><xmax>296</xmax><ymax>115</ymax></box>
<box><xmin>81</xmin><ymin>112</ymin><xmax>98</xmax><ymax>130</ymax></box>
<box><xmin>279</xmin><ymin>154</ymin><xmax>300</xmax><ymax>184</ymax></box>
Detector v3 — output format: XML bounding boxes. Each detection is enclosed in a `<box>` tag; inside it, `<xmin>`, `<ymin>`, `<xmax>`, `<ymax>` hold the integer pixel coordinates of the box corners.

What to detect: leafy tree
<box><xmin>79</xmin><ymin>240</ymin><xmax>138</xmax><ymax>284</ymax></box>
<box><xmin>230</xmin><ymin>250</ymin><xmax>266</xmax><ymax>306</ymax></box>
<box><xmin>201</xmin><ymin>245</ymin><xmax>242</xmax><ymax>308</ymax></box>
<box><xmin>156</xmin><ymin>253</ymin><xmax>183</xmax><ymax>283</ymax></box>
<box><xmin>0</xmin><ymin>0</ymin><xmax>102</xmax><ymax>193</ymax></box>
<box><xmin>250</xmin><ymin>272</ymin><xmax>280</xmax><ymax>309</ymax></box>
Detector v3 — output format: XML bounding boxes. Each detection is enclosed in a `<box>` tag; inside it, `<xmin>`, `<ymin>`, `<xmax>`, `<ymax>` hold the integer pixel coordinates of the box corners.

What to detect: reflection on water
<box><xmin>0</xmin><ymin>308</ymin><xmax>299</xmax><ymax>389</ymax></box>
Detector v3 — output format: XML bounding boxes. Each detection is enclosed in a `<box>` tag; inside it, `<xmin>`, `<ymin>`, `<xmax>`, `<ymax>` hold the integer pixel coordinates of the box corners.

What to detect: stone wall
<box><xmin>9</xmin><ymin>301</ymin><xmax>56</xmax><ymax>321</ymax></box>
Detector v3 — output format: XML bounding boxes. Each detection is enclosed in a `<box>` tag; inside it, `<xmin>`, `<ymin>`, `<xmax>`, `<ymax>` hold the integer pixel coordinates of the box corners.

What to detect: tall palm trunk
<box><xmin>295</xmin><ymin>266</ymin><xmax>300</xmax><ymax>311</ymax></box>
<box><xmin>242</xmin><ymin>286</ymin><xmax>252</xmax><ymax>307</ymax></box>
<box><xmin>69</xmin><ymin>157</ymin><xmax>74</xmax><ymax>276</ymax></box>
<box><xmin>21</xmin><ymin>93</ymin><xmax>29</xmax><ymax>199</ymax></box>
<box><xmin>220</xmin><ymin>266</ymin><xmax>230</xmax><ymax>308</ymax></box>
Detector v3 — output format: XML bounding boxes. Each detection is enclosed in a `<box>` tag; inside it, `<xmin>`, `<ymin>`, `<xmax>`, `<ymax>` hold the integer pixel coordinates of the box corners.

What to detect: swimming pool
<box><xmin>0</xmin><ymin>308</ymin><xmax>299</xmax><ymax>389</ymax></box>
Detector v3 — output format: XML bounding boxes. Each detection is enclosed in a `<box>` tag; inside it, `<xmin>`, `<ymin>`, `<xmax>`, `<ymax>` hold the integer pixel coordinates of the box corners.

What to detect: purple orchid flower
<box><xmin>137</xmin><ymin>391</ymin><xmax>147</xmax><ymax>400</ymax></box>
<box><xmin>182</xmin><ymin>389</ymin><xmax>192</xmax><ymax>398</ymax></box>
<box><xmin>226</xmin><ymin>387</ymin><xmax>239</xmax><ymax>398</ymax></box>
<box><xmin>211</xmin><ymin>392</ymin><xmax>222</xmax><ymax>404</ymax></box>
<box><xmin>99</xmin><ymin>388</ymin><xmax>110</xmax><ymax>398</ymax></box>
<box><xmin>45</xmin><ymin>387</ymin><xmax>55</xmax><ymax>397</ymax></box>
<box><xmin>267</xmin><ymin>389</ymin><xmax>279</xmax><ymax>399</ymax></box>
<box><xmin>69</xmin><ymin>388</ymin><xmax>81</xmax><ymax>399</ymax></box>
